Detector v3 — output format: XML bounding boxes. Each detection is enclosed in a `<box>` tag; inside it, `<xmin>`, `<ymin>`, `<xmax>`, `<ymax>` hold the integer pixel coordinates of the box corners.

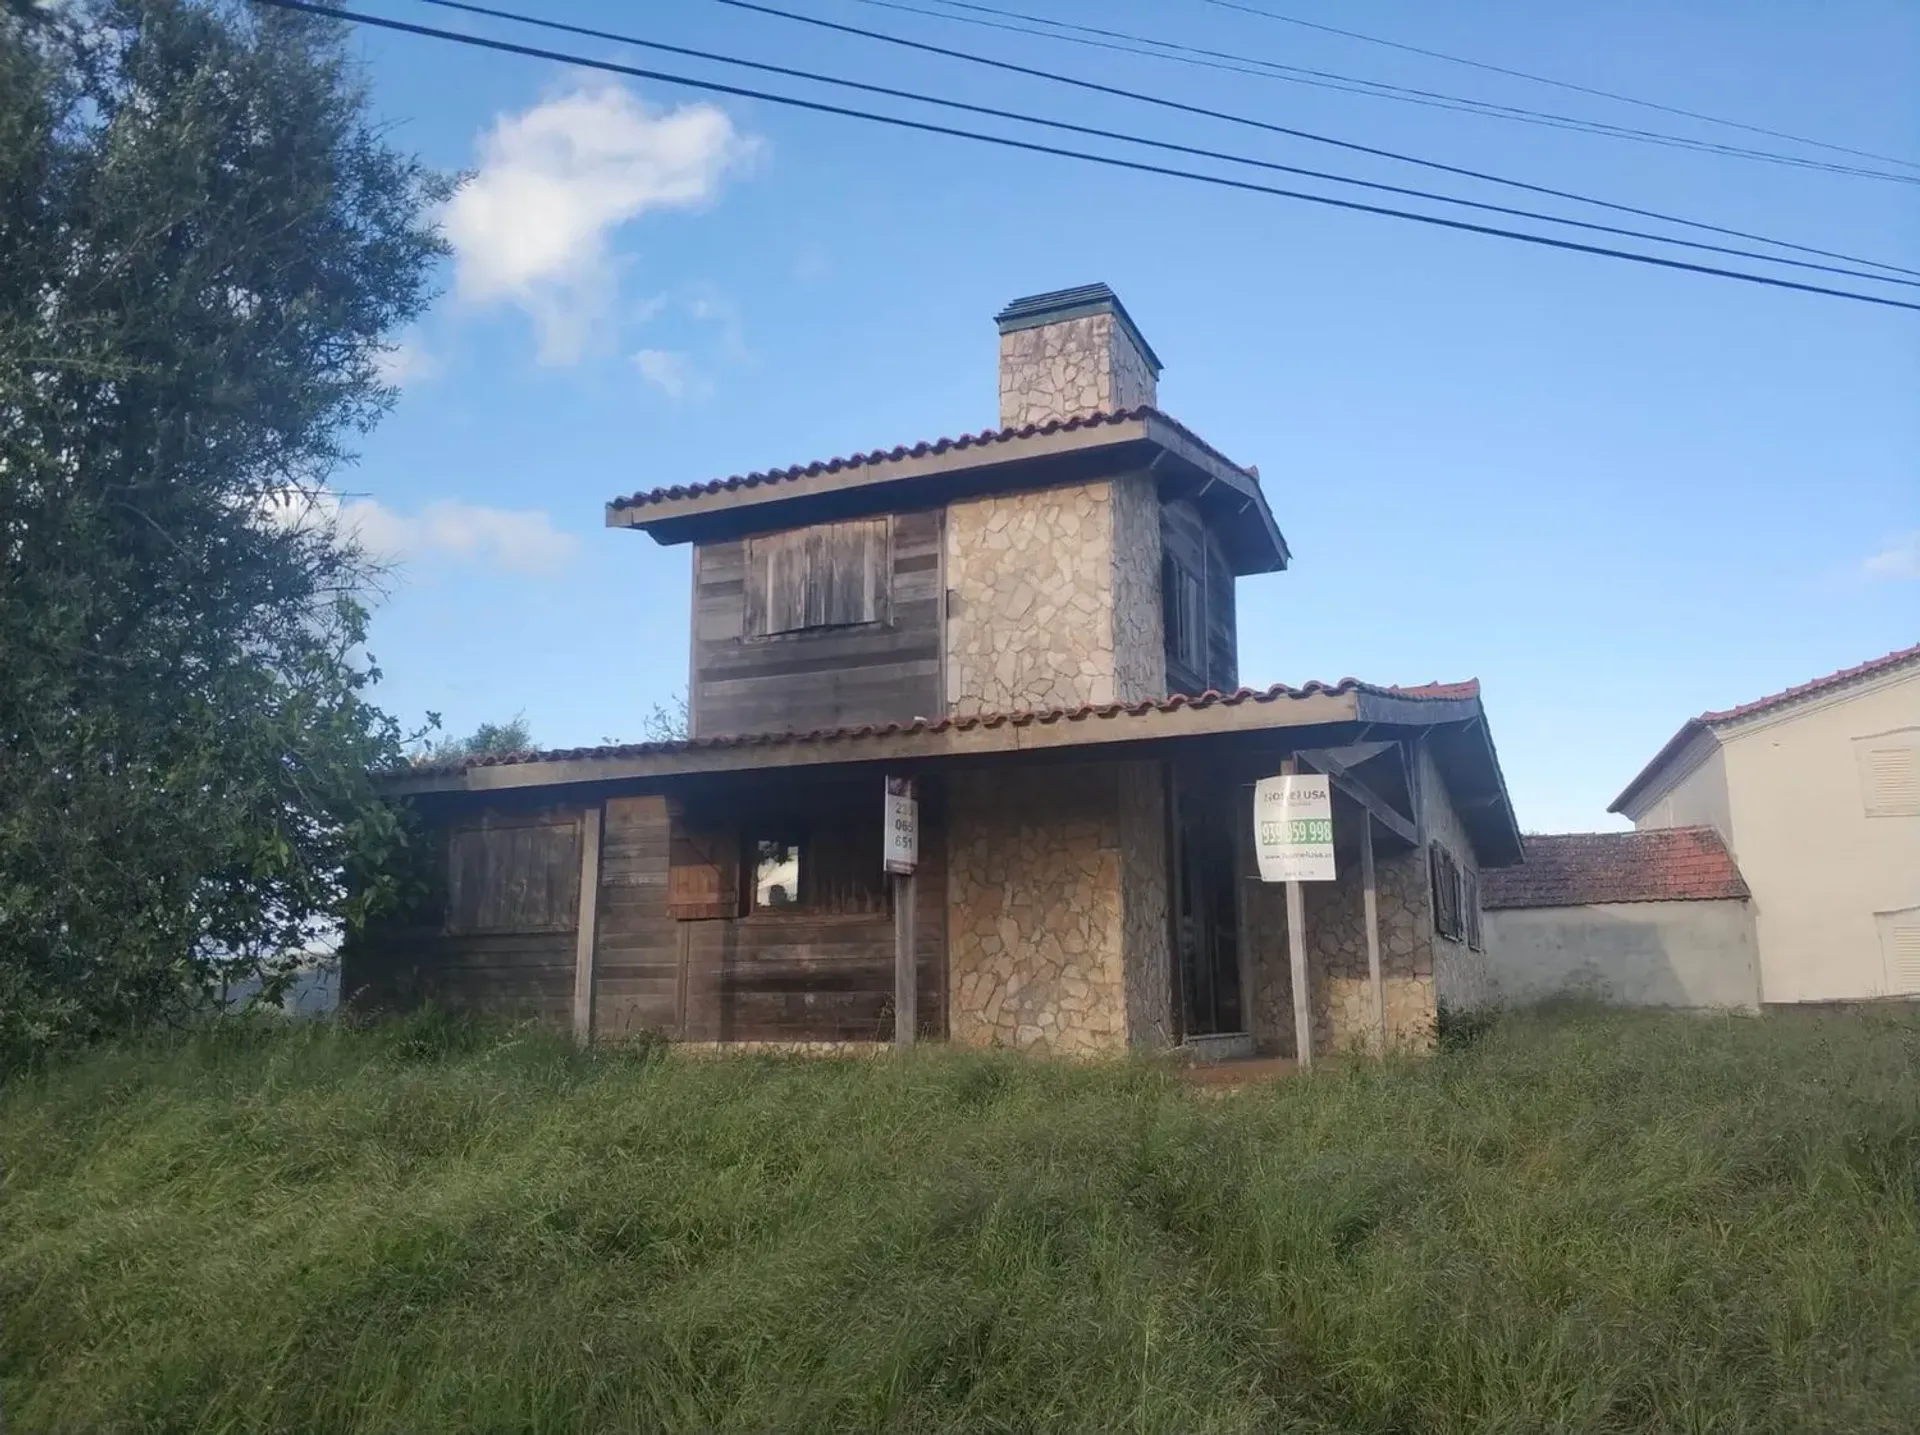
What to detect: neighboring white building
<box><xmin>1609</xmin><ymin>644</ymin><xmax>1920</xmax><ymax>1006</ymax></box>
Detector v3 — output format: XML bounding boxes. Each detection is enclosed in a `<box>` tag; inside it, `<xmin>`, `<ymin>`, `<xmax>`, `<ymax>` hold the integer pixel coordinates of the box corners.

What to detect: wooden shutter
<box><xmin>1429</xmin><ymin>843</ymin><xmax>1463</xmax><ymax>942</ymax></box>
<box><xmin>668</xmin><ymin>805</ymin><xmax>739</xmax><ymax>920</ymax></box>
<box><xmin>746</xmin><ymin>519</ymin><xmax>889</xmax><ymax>636</ymax></box>
<box><xmin>446</xmin><ymin>817</ymin><xmax>582</xmax><ymax>934</ymax></box>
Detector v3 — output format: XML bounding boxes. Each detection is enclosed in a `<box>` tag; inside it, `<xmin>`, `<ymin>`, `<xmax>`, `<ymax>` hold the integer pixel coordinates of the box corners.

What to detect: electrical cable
<box><xmin>703</xmin><ymin>0</ymin><xmax>1920</xmax><ymax>279</ymax></box>
<box><xmin>411</xmin><ymin>0</ymin><xmax>1920</xmax><ymax>288</ymax></box>
<box><xmin>252</xmin><ymin>0</ymin><xmax>1920</xmax><ymax>313</ymax></box>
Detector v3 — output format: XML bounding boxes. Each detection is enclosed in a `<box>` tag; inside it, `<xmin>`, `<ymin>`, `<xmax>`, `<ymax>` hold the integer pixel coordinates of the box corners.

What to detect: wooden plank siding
<box><xmin>341</xmin><ymin>804</ymin><xmax>587</xmax><ymax>1024</ymax></box>
<box><xmin>1160</xmin><ymin>498</ymin><xmax>1238</xmax><ymax>696</ymax></box>
<box><xmin>352</xmin><ymin>781</ymin><xmax>948</xmax><ymax>1047</ymax></box>
<box><xmin>692</xmin><ymin>508</ymin><xmax>944</xmax><ymax>737</ymax></box>
<box><xmin>593</xmin><ymin>795</ymin><xmax>680</xmax><ymax>1041</ymax></box>
<box><xmin>680</xmin><ymin>789</ymin><xmax>947</xmax><ymax>1043</ymax></box>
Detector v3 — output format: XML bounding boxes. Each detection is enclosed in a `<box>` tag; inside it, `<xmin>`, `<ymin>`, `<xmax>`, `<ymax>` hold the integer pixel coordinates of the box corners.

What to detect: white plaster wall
<box><xmin>1482</xmin><ymin>900</ymin><xmax>1760</xmax><ymax>1010</ymax></box>
<box><xmin>1714</xmin><ymin>669</ymin><xmax>1920</xmax><ymax>1003</ymax></box>
<box><xmin>1633</xmin><ymin>739</ymin><xmax>1734</xmax><ymax>844</ymax></box>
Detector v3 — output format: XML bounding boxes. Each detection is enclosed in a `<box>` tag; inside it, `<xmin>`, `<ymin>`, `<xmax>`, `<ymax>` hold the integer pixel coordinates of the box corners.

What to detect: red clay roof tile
<box><xmin>407</xmin><ymin>677</ymin><xmax>1480</xmax><ymax>777</ymax></box>
<box><xmin>1481</xmin><ymin>827</ymin><xmax>1748</xmax><ymax>909</ymax></box>
<box><xmin>1696</xmin><ymin>641</ymin><xmax>1920</xmax><ymax>724</ymax></box>
<box><xmin>605</xmin><ymin>406</ymin><xmax>1252</xmax><ymax>513</ymax></box>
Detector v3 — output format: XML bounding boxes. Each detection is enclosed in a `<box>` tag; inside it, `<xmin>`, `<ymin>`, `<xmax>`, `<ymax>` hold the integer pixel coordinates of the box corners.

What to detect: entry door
<box><xmin>1174</xmin><ymin>786</ymin><xmax>1244</xmax><ymax>1037</ymax></box>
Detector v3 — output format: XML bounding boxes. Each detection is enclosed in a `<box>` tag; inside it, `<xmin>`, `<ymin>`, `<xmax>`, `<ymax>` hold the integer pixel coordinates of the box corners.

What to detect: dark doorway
<box><xmin>1172</xmin><ymin>784</ymin><xmax>1244</xmax><ymax>1037</ymax></box>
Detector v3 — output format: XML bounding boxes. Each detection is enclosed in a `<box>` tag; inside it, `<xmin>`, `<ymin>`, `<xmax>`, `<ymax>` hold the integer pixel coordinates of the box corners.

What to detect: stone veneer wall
<box><xmin>1243</xmin><ymin>739</ymin><xmax>1492</xmax><ymax>1054</ymax></box>
<box><xmin>1108</xmin><ymin>472</ymin><xmax>1167</xmax><ymax>704</ymax></box>
<box><xmin>1244</xmin><ymin>845</ymin><xmax>1439</xmax><ymax>1056</ymax></box>
<box><xmin>947</xmin><ymin>762</ymin><xmax>1172</xmax><ymax>1055</ymax></box>
<box><xmin>946</xmin><ymin>482</ymin><xmax>1111</xmax><ymax>713</ymax></box>
<box><xmin>998</xmin><ymin>313</ymin><xmax>1159</xmax><ymax>428</ymax></box>
<box><xmin>944</xmin><ymin>473</ymin><xmax>1169</xmax><ymax>716</ymax></box>
<box><xmin>1117</xmin><ymin>763</ymin><xmax>1175</xmax><ymax>1047</ymax></box>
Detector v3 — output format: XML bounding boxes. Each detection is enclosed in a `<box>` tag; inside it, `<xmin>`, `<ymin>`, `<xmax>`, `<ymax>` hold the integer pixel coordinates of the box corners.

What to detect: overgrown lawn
<box><xmin>5</xmin><ymin>1006</ymin><xmax>1918</xmax><ymax>1432</ymax></box>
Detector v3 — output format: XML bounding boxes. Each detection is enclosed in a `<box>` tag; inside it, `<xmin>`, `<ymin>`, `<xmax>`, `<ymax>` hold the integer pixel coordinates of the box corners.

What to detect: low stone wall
<box><xmin>946</xmin><ymin>762</ymin><xmax>1171</xmax><ymax>1055</ymax></box>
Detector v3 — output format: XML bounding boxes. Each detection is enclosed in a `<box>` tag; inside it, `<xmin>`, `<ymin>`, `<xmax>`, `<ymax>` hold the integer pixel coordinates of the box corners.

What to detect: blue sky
<box><xmin>331</xmin><ymin>0</ymin><xmax>1919</xmax><ymax>832</ymax></box>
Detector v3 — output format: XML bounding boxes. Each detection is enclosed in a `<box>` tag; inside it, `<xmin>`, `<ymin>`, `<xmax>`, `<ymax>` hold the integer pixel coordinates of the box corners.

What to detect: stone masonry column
<box><xmin>995</xmin><ymin>284</ymin><xmax>1162</xmax><ymax>428</ymax></box>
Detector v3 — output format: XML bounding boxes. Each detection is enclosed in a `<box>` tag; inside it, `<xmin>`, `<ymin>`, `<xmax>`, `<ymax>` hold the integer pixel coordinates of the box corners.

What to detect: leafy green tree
<box><xmin>0</xmin><ymin>0</ymin><xmax>449</xmax><ymax>1067</ymax></box>
<box><xmin>430</xmin><ymin>714</ymin><xmax>534</xmax><ymax>761</ymax></box>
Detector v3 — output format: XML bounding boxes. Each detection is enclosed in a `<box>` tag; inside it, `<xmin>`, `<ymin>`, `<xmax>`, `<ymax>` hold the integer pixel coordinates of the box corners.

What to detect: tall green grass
<box><xmin>5</xmin><ymin>1006</ymin><xmax>1919</xmax><ymax>1432</ymax></box>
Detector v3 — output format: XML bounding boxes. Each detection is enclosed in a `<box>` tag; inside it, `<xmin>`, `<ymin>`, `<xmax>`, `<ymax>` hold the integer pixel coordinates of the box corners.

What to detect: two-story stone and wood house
<box><xmin>351</xmin><ymin>285</ymin><xmax>1521</xmax><ymax>1058</ymax></box>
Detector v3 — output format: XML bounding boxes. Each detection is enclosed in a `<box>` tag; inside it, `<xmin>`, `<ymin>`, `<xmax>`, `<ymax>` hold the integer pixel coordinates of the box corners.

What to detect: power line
<box><xmin>253</xmin><ymin>0</ymin><xmax>1920</xmax><ymax>313</ymax></box>
<box><xmin>409</xmin><ymin>0</ymin><xmax>1918</xmax><ymax>290</ymax></box>
<box><xmin>703</xmin><ymin>0</ymin><xmax>1920</xmax><ymax>280</ymax></box>
<box><xmin>871</xmin><ymin>0</ymin><xmax>1916</xmax><ymax>183</ymax></box>
<box><xmin>1203</xmin><ymin>0</ymin><xmax>1920</xmax><ymax>174</ymax></box>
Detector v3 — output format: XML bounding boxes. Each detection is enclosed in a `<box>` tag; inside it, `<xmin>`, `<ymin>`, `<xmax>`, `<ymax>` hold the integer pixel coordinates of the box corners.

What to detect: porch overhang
<box><xmin>382</xmin><ymin>679</ymin><xmax>1524</xmax><ymax>867</ymax></box>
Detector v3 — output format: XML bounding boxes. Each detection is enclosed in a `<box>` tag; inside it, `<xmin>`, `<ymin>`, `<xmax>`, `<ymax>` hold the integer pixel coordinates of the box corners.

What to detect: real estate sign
<box><xmin>883</xmin><ymin>776</ymin><xmax>919</xmax><ymax>875</ymax></box>
<box><xmin>1254</xmin><ymin>773</ymin><xmax>1336</xmax><ymax>882</ymax></box>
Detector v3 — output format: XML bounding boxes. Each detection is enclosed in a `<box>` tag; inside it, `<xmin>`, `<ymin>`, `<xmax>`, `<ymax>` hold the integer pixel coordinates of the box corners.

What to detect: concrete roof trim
<box><xmin>1610</xmin><ymin>643</ymin><xmax>1920</xmax><ymax>814</ymax></box>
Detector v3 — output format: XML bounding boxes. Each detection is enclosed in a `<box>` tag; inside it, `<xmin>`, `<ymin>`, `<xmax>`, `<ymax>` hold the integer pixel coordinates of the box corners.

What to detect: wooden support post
<box><xmin>1361</xmin><ymin>812</ymin><xmax>1386</xmax><ymax>1056</ymax></box>
<box><xmin>1281</xmin><ymin>756</ymin><xmax>1312</xmax><ymax>1069</ymax></box>
<box><xmin>572</xmin><ymin>804</ymin><xmax>603</xmax><ymax>1045</ymax></box>
<box><xmin>894</xmin><ymin>871</ymin><xmax>917</xmax><ymax>1048</ymax></box>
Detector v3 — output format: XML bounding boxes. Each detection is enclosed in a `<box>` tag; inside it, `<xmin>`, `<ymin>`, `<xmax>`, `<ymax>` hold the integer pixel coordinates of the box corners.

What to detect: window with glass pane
<box><xmin>752</xmin><ymin>837</ymin><xmax>802</xmax><ymax>909</ymax></box>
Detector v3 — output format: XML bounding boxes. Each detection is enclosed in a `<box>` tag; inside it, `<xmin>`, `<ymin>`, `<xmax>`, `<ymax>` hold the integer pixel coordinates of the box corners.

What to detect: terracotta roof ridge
<box><xmin>1697</xmin><ymin>641</ymin><xmax>1920</xmax><ymax>726</ymax></box>
<box><xmin>1611</xmin><ymin>642</ymin><xmax>1919</xmax><ymax>814</ymax></box>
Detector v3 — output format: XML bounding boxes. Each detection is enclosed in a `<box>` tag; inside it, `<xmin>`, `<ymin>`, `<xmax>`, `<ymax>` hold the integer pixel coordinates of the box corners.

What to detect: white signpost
<box><xmin>1255</xmin><ymin>762</ymin><xmax>1336</xmax><ymax>1069</ymax></box>
<box><xmin>883</xmin><ymin>777</ymin><xmax>919</xmax><ymax>875</ymax></box>
<box><xmin>1254</xmin><ymin>773</ymin><xmax>1336</xmax><ymax>883</ymax></box>
<box><xmin>884</xmin><ymin>777</ymin><xmax>919</xmax><ymax>1048</ymax></box>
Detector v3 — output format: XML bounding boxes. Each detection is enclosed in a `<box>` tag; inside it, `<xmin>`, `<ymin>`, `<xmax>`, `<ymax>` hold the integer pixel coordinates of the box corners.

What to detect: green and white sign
<box><xmin>1255</xmin><ymin>773</ymin><xmax>1336</xmax><ymax>882</ymax></box>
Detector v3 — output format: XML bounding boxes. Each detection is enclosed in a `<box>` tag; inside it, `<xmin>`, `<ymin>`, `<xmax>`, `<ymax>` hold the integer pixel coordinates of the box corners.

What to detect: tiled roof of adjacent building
<box><xmin>1610</xmin><ymin>642</ymin><xmax>1920</xmax><ymax>814</ymax></box>
<box><xmin>405</xmin><ymin>678</ymin><xmax>1481</xmax><ymax>777</ymax></box>
<box><xmin>604</xmin><ymin>406</ymin><xmax>1250</xmax><ymax>513</ymax></box>
<box><xmin>1481</xmin><ymin>828</ymin><xmax>1749</xmax><ymax>909</ymax></box>
<box><xmin>1694</xmin><ymin>641</ymin><xmax>1920</xmax><ymax>724</ymax></box>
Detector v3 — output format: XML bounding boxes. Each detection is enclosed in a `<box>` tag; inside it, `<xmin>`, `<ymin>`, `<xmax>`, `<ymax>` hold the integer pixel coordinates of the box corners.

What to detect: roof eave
<box><xmin>1608</xmin><ymin>718</ymin><xmax>1710</xmax><ymax>816</ymax></box>
<box><xmin>383</xmin><ymin>687</ymin><xmax>1367</xmax><ymax>797</ymax></box>
<box><xmin>607</xmin><ymin>412</ymin><xmax>1288</xmax><ymax>574</ymax></box>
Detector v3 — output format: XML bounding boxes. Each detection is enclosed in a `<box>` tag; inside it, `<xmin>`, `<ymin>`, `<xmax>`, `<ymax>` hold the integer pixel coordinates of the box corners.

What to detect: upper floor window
<box><xmin>745</xmin><ymin>517</ymin><xmax>890</xmax><ymax>638</ymax></box>
<box><xmin>1163</xmin><ymin>556</ymin><xmax>1204</xmax><ymax>676</ymax></box>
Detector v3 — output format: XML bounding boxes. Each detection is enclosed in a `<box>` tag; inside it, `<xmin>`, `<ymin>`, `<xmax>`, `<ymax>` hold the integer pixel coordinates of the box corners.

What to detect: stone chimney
<box><xmin>994</xmin><ymin>283</ymin><xmax>1161</xmax><ymax>429</ymax></box>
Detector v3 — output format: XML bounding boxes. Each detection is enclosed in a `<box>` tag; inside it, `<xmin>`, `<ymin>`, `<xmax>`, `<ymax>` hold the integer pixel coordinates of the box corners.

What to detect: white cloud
<box><xmin>445</xmin><ymin>84</ymin><xmax>758</xmax><ymax>365</ymax></box>
<box><xmin>374</xmin><ymin>330</ymin><xmax>439</xmax><ymax>387</ymax></box>
<box><xmin>1862</xmin><ymin>531</ymin><xmax>1920</xmax><ymax>582</ymax></box>
<box><xmin>632</xmin><ymin>347</ymin><xmax>705</xmax><ymax>401</ymax></box>
<box><xmin>259</xmin><ymin>488</ymin><xmax>577</xmax><ymax>576</ymax></box>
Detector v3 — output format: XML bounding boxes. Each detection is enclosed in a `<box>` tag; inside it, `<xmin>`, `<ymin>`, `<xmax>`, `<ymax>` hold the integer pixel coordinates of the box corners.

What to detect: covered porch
<box><xmin>356</xmin><ymin>681</ymin><xmax>1517</xmax><ymax>1059</ymax></box>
